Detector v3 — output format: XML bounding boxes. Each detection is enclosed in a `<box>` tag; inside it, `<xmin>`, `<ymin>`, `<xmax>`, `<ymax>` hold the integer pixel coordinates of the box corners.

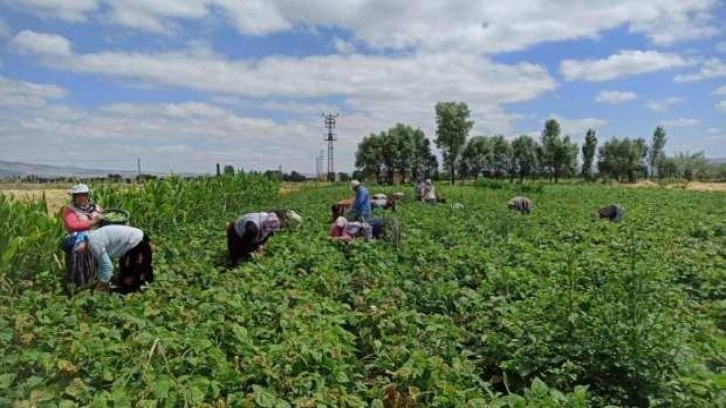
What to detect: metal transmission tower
<box><xmin>322</xmin><ymin>112</ymin><xmax>339</xmax><ymax>182</ymax></box>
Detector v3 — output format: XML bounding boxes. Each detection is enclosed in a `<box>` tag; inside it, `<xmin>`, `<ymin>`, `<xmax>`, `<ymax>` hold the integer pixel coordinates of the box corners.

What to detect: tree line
<box><xmin>354</xmin><ymin>101</ymin><xmax>726</xmax><ymax>184</ymax></box>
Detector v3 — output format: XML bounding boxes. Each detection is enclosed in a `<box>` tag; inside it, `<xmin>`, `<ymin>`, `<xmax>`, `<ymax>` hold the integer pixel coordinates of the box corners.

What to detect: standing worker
<box><xmin>347</xmin><ymin>180</ymin><xmax>371</xmax><ymax>222</ymax></box>
<box><xmin>61</xmin><ymin>183</ymin><xmax>104</xmax><ymax>286</ymax></box>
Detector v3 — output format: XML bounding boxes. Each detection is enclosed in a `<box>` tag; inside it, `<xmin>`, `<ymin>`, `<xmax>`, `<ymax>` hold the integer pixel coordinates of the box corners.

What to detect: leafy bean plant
<box><xmin>0</xmin><ymin>179</ymin><xmax>723</xmax><ymax>407</ymax></box>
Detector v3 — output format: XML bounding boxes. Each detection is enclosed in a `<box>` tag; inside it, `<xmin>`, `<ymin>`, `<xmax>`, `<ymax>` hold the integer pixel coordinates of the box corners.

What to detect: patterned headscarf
<box><xmin>261</xmin><ymin>213</ymin><xmax>281</xmax><ymax>237</ymax></box>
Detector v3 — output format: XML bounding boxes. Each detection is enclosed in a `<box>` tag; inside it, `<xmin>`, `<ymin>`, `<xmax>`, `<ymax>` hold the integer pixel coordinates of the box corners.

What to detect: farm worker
<box><xmin>507</xmin><ymin>196</ymin><xmax>532</xmax><ymax>214</ymax></box>
<box><xmin>595</xmin><ymin>204</ymin><xmax>625</xmax><ymax>222</ymax></box>
<box><xmin>70</xmin><ymin>225</ymin><xmax>154</xmax><ymax>294</ymax></box>
<box><xmin>227</xmin><ymin>212</ymin><xmax>281</xmax><ymax>267</ymax></box>
<box><xmin>414</xmin><ymin>180</ymin><xmax>426</xmax><ymax>201</ymax></box>
<box><xmin>61</xmin><ymin>183</ymin><xmax>104</xmax><ymax>286</ymax></box>
<box><xmin>329</xmin><ymin>216</ymin><xmax>385</xmax><ymax>243</ymax></box>
<box><xmin>423</xmin><ymin>179</ymin><xmax>437</xmax><ymax>204</ymax></box>
<box><xmin>347</xmin><ymin>180</ymin><xmax>371</xmax><ymax>221</ymax></box>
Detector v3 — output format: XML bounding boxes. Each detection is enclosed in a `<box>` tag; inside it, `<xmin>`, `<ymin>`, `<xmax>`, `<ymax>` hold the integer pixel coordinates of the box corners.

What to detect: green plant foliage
<box><xmin>0</xmin><ymin>178</ymin><xmax>724</xmax><ymax>407</ymax></box>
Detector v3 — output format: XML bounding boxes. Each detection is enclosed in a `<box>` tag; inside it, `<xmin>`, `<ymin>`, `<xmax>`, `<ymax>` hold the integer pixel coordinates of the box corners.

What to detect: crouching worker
<box><xmin>595</xmin><ymin>204</ymin><xmax>625</xmax><ymax>222</ymax></box>
<box><xmin>227</xmin><ymin>212</ymin><xmax>281</xmax><ymax>266</ymax></box>
<box><xmin>68</xmin><ymin>225</ymin><xmax>154</xmax><ymax>294</ymax></box>
<box><xmin>328</xmin><ymin>216</ymin><xmax>378</xmax><ymax>243</ymax></box>
<box><xmin>507</xmin><ymin>196</ymin><xmax>532</xmax><ymax>214</ymax></box>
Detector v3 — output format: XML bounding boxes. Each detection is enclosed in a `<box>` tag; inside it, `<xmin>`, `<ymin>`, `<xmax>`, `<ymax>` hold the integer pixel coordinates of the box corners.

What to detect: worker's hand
<box><xmin>92</xmin><ymin>213</ymin><xmax>104</xmax><ymax>224</ymax></box>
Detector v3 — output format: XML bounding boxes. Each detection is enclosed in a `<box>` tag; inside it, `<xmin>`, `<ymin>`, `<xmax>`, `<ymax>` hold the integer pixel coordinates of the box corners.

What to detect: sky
<box><xmin>0</xmin><ymin>0</ymin><xmax>725</xmax><ymax>175</ymax></box>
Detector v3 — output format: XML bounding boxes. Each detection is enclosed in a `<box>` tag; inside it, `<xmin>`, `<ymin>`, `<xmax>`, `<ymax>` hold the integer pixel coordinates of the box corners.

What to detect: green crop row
<box><xmin>0</xmin><ymin>177</ymin><xmax>724</xmax><ymax>407</ymax></box>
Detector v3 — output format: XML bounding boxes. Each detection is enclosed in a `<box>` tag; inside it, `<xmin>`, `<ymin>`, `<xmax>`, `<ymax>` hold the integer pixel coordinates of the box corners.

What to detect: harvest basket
<box><xmin>100</xmin><ymin>209</ymin><xmax>130</xmax><ymax>226</ymax></box>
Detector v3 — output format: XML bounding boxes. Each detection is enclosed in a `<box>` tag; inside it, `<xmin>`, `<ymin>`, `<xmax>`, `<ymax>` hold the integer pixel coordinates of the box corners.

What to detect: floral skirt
<box><xmin>65</xmin><ymin>249</ymin><xmax>96</xmax><ymax>286</ymax></box>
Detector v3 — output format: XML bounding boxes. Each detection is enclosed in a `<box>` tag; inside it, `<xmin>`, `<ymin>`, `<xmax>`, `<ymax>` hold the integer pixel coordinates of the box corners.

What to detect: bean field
<box><xmin>0</xmin><ymin>175</ymin><xmax>724</xmax><ymax>407</ymax></box>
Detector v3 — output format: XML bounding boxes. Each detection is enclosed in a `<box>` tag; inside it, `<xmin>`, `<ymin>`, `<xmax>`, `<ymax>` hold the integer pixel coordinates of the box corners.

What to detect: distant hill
<box><xmin>0</xmin><ymin>161</ymin><xmax>196</xmax><ymax>179</ymax></box>
<box><xmin>708</xmin><ymin>158</ymin><xmax>726</xmax><ymax>165</ymax></box>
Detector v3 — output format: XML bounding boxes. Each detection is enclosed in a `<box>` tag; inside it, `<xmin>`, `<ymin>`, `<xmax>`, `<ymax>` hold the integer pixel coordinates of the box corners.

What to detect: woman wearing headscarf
<box><xmin>226</xmin><ymin>212</ymin><xmax>281</xmax><ymax>266</ymax></box>
<box><xmin>60</xmin><ymin>183</ymin><xmax>104</xmax><ymax>286</ymax></box>
<box><xmin>68</xmin><ymin>225</ymin><xmax>154</xmax><ymax>294</ymax></box>
<box><xmin>328</xmin><ymin>216</ymin><xmax>375</xmax><ymax>243</ymax></box>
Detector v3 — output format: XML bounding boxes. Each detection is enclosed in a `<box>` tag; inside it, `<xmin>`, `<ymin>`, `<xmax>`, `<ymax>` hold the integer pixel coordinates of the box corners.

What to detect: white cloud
<box><xmin>332</xmin><ymin>37</ymin><xmax>356</xmax><ymax>55</ymax></box>
<box><xmin>713</xmin><ymin>86</ymin><xmax>726</xmax><ymax>95</ymax></box>
<box><xmin>0</xmin><ymin>75</ymin><xmax>67</xmax><ymax>108</ymax></box>
<box><xmin>1</xmin><ymin>0</ymin><xmax>98</xmax><ymax>22</ymax></box>
<box><xmin>560</xmin><ymin>50</ymin><xmax>691</xmax><ymax>82</ymax></box>
<box><xmin>595</xmin><ymin>90</ymin><xmax>637</xmax><ymax>104</ymax></box>
<box><xmin>645</xmin><ymin>97</ymin><xmax>683</xmax><ymax>111</ymax></box>
<box><xmin>3</xmin><ymin>1</ymin><xmax>720</xmax><ymax>52</ymax></box>
<box><xmin>12</xmin><ymin>31</ymin><xmax>556</xmax><ymax>104</ymax></box>
<box><xmin>674</xmin><ymin>58</ymin><xmax>726</xmax><ymax>82</ymax></box>
<box><xmin>11</xmin><ymin>31</ymin><xmax>557</xmax><ymax>142</ymax></box>
<box><xmin>10</xmin><ymin>31</ymin><xmax>73</xmax><ymax>57</ymax></box>
<box><xmin>708</xmin><ymin>128</ymin><xmax>722</xmax><ymax>133</ymax></box>
<box><xmin>716</xmin><ymin>101</ymin><xmax>726</xmax><ymax>112</ymax></box>
<box><xmin>103</xmin><ymin>0</ymin><xmax>210</xmax><ymax>33</ymax></box>
<box><xmin>628</xmin><ymin>7</ymin><xmax>718</xmax><ymax>45</ymax></box>
<box><xmin>661</xmin><ymin>118</ymin><xmax>700</xmax><ymax>127</ymax></box>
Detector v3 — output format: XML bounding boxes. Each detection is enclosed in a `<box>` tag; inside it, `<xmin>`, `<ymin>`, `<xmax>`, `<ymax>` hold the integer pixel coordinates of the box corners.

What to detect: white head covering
<box><xmin>335</xmin><ymin>216</ymin><xmax>348</xmax><ymax>228</ymax></box>
<box><xmin>350</xmin><ymin>180</ymin><xmax>361</xmax><ymax>188</ymax></box>
<box><xmin>70</xmin><ymin>184</ymin><xmax>90</xmax><ymax>195</ymax></box>
<box><xmin>286</xmin><ymin>210</ymin><xmax>302</xmax><ymax>228</ymax></box>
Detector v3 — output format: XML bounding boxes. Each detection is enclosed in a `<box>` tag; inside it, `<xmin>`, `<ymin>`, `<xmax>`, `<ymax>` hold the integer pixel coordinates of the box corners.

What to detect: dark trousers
<box><xmin>116</xmin><ymin>234</ymin><xmax>154</xmax><ymax>294</ymax></box>
<box><xmin>227</xmin><ymin>222</ymin><xmax>262</xmax><ymax>267</ymax></box>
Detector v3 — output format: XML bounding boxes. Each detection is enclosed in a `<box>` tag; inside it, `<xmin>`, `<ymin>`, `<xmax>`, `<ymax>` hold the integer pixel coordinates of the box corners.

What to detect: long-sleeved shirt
<box><xmin>87</xmin><ymin>225</ymin><xmax>144</xmax><ymax>283</ymax></box>
<box><xmin>234</xmin><ymin>212</ymin><xmax>274</xmax><ymax>245</ymax></box>
<box><xmin>350</xmin><ymin>186</ymin><xmax>371</xmax><ymax>220</ymax></box>
<box><xmin>62</xmin><ymin>204</ymin><xmax>103</xmax><ymax>232</ymax></box>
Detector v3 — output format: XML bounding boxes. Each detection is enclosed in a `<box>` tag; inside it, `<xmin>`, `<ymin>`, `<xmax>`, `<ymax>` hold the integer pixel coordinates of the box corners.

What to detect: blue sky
<box><xmin>0</xmin><ymin>0</ymin><xmax>724</xmax><ymax>174</ymax></box>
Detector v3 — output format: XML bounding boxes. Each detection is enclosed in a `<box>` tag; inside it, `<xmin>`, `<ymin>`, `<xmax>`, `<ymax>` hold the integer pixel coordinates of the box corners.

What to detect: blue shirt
<box><xmin>351</xmin><ymin>186</ymin><xmax>371</xmax><ymax>220</ymax></box>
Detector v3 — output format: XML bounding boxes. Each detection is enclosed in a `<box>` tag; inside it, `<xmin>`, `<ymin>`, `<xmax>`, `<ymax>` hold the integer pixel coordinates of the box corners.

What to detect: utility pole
<box><xmin>322</xmin><ymin>112</ymin><xmax>339</xmax><ymax>182</ymax></box>
<box><xmin>137</xmin><ymin>157</ymin><xmax>141</xmax><ymax>176</ymax></box>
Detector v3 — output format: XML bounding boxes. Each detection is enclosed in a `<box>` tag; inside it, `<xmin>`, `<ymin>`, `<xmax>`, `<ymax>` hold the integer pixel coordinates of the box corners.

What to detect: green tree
<box><xmin>411</xmin><ymin>133</ymin><xmax>438</xmax><ymax>181</ymax></box>
<box><xmin>491</xmin><ymin>135</ymin><xmax>513</xmax><ymax>178</ymax></box>
<box><xmin>540</xmin><ymin>119</ymin><xmax>578</xmax><ymax>182</ymax></box>
<box><xmin>512</xmin><ymin>135</ymin><xmax>539</xmax><ymax>182</ymax></box>
<box><xmin>459</xmin><ymin>136</ymin><xmax>492</xmax><ymax>178</ymax></box>
<box><xmin>581</xmin><ymin>129</ymin><xmax>597</xmax><ymax>180</ymax></box>
<box><xmin>435</xmin><ymin>102</ymin><xmax>474</xmax><ymax>184</ymax></box>
<box><xmin>355</xmin><ymin>133</ymin><xmax>385</xmax><ymax>183</ymax></box>
<box><xmin>597</xmin><ymin>138</ymin><xmax>648</xmax><ymax>182</ymax></box>
<box><xmin>673</xmin><ymin>150</ymin><xmax>708</xmax><ymax>181</ymax></box>
<box><xmin>223</xmin><ymin>165</ymin><xmax>235</xmax><ymax>176</ymax></box>
<box><xmin>649</xmin><ymin>126</ymin><xmax>667</xmax><ymax>179</ymax></box>
<box><xmin>540</xmin><ymin>119</ymin><xmax>561</xmax><ymax>181</ymax></box>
